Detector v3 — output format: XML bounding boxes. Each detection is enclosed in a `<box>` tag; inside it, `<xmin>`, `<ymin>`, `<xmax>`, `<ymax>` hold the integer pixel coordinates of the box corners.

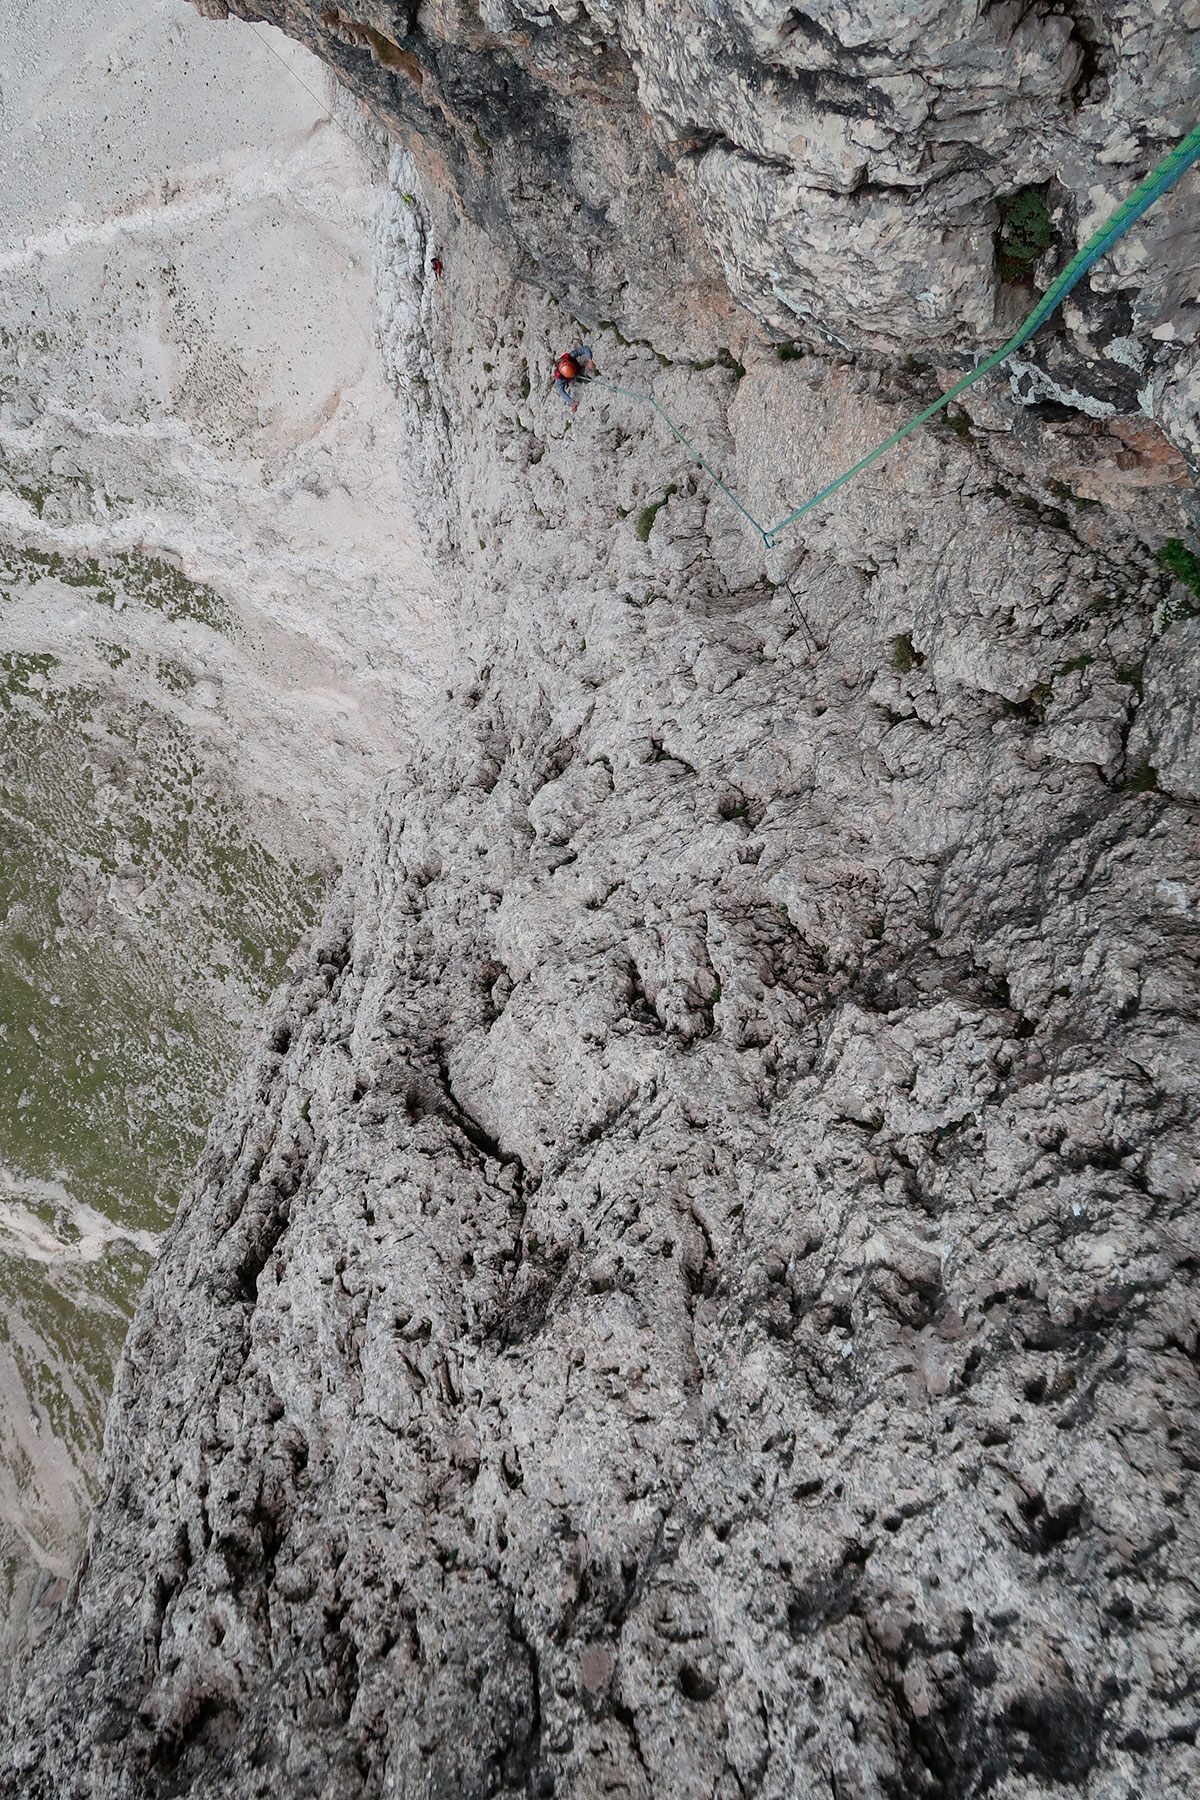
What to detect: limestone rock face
<box><xmin>177</xmin><ymin>0</ymin><xmax>1198</xmax><ymax>455</ymax></box>
<box><xmin>4</xmin><ymin>9</ymin><xmax>1200</xmax><ymax>1800</ymax></box>
<box><xmin>1130</xmin><ymin>615</ymin><xmax>1200</xmax><ymax>800</ymax></box>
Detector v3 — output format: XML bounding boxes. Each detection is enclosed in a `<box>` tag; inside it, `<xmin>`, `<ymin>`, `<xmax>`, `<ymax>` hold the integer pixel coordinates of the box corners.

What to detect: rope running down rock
<box><xmin>592</xmin><ymin>123</ymin><xmax>1200</xmax><ymax>548</ymax></box>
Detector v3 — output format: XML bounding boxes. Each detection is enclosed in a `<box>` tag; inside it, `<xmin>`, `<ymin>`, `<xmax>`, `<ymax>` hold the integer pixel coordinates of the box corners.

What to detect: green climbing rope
<box><xmin>593</xmin><ymin>123</ymin><xmax>1200</xmax><ymax>549</ymax></box>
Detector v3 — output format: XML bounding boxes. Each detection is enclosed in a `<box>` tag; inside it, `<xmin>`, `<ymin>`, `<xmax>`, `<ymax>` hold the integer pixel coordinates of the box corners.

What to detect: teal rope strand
<box><xmin>596</xmin><ymin>383</ymin><xmax>770</xmax><ymax>537</ymax></box>
<box><xmin>766</xmin><ymin>122</ymin><xmax>1200</xmax><ymax>541</ymax></box>
<box><xmin>588</xmin><ymin>124</ymin><xmax>1200</xmax><ymax>548</ymax></box>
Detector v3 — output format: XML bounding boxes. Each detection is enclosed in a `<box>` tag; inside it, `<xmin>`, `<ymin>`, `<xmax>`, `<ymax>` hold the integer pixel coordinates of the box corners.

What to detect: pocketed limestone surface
<box><xmin>3</xmin><ymin>7</ymin><xmax>1199</xmax><ymax>1799</ymax></box>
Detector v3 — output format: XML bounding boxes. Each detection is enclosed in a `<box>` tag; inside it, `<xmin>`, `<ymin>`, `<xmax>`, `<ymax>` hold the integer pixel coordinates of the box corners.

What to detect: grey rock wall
<box><xmin>5</xmin><ymin>6</ymin><xmax>1200</xmax><ymax>1799</ymax></box>
<box><xmin>182</xmin><ymin>1</ymin><xmax>1198</xmax><ymax>458</ymax></box>
<box><xmin>5</xmin><ymin>131</ymin><xmax>1199</xmax><ymax>1795</ymax></box>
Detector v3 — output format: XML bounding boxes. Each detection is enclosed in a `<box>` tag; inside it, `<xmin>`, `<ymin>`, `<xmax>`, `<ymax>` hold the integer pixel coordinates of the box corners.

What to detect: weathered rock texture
<box><xmin>5</xmin><ymin>5</ymin><xmax>1200</xmax><ymax>1799</ymax></box>
<box><xmin>172</xmin><ymin>0</ymin><xmax>1199</xmax><ymax>456</ymax></box>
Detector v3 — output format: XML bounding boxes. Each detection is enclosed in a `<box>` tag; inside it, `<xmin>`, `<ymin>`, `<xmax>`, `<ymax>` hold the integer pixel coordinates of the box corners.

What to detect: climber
<box><xmin>552</xmin><ymin>344</ymin><xmax>597</xmax><ymax>411</ymax></box>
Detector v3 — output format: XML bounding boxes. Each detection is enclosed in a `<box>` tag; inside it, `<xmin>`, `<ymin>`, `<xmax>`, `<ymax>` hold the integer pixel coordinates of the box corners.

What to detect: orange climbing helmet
<box><xmin>555</xmin><ymin>354</ymin><xmax>579</xmax><ymax>381</ymax></box>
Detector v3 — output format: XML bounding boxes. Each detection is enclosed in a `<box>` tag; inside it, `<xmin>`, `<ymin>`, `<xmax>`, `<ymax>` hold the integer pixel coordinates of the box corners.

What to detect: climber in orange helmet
<box><xmin>552</xmin><ymin>343</ymin><xmax>597</xmax><ymax>411</ymax></box>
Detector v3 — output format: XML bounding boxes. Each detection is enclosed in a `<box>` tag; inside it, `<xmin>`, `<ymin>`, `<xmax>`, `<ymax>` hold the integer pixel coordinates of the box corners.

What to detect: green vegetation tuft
<box><xmin>636</xmin><ymin>485</ymin><xmax>677</xmax><ymax>542</ymax></box>
<box><xmin>892</xmin><ymin>633</ymin><xmax>920</xmax><ymax>674</ymax></box>
<box><xmin>931</xmin><ymin>408</ymin><xmax>972</xmax><ymax>438</ymax></box>
<box><xmin>693</xmin><ymin>347</ymin><xmax>746</xmax><ymax>378</ymax></box>
<box><xmin>996</xmin><ymin>186</ymin><xmax>1055</xmax><ymax>285</ymax></box>
<box><xmin>1125</xmin><ymin>760</ymin><xmax>1158</xmax><ymax>793</ymax></box>
<box><xmin>15</xmin><ymin>483</ymin><xmax>51</xmax><ymax>518</ymax></box>
<box><xmin>776</xmin><ymin>341</ymin><xmax>805</xmax><ymax>362</ymax></box>
<box><xmin>1158</xmin><ymin>538</ymin><xmax>1200</xmax><ymax>610</ymax></box>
